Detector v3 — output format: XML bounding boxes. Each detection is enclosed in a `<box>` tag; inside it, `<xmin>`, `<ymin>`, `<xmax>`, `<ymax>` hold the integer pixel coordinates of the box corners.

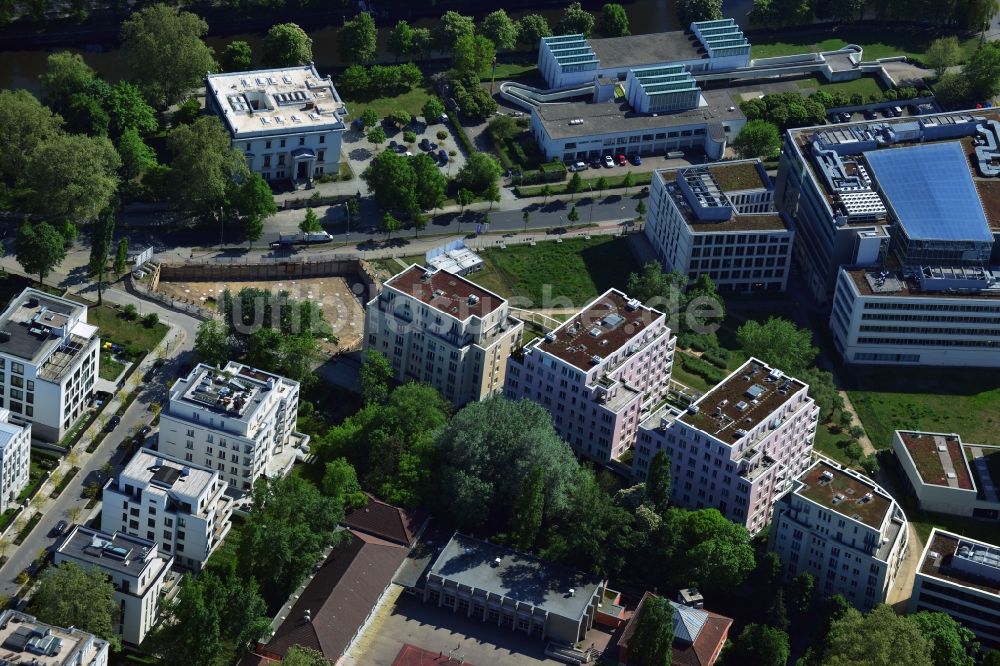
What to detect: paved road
<box><xmin>0</xmin><ymin>280</ymin><xmax>200</xmax><ymax>599</ymax></box>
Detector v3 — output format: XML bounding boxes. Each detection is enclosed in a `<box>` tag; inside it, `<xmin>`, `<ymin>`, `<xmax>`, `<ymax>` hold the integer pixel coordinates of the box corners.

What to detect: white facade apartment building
<box><xmin>0</xmin><ymin>408</ymin><xmax>29</xmax><ymax>514</ymax></box>
<box><xmin>0</xmin><ymin>288</ymin><xmax>99</xmax><ymax>442</ymax></box>
<box><xmin>206</xmin><ymin>65</ymin><xmax>347</xmax><ymax>184</ymax></box>
<box><xmin>158</xmin><ymin>362</ymin><xmax>301</xmax><ymax>493</ymax></box>
<box><xmin>769</xmin><ymin>459</ymin><xmax>909</xmax><ymax>611</ymax></box>
<box><xmin>102</xmin><ymin>448</ymin><xmax>233</xmax><ymax>571</ymax></box>
<box><xmin>645</xmin><ymin>160</ymin><xmax>794</xmax><ymax>293</ymax></box>
<box><xmin>912</xmin><ymin>529</ymin><xmax>1000</xmax><ymax>648</ymax></box>
<box><xmin>0</xmin><ymin>610</ymin><xmax>109</xmax><ymax>666</ymax></box>
<box><xmin>55</xmin><ymin>526</ymin><xmax>171</xmax><ymax>648</ymax></box>
<box><xmin>830</xmin><ymin>266</ymin><xmax>1000</xmax><ymax>367</ymax></box>
<box><xmin>634</xmin><ymin>358</ymin><xmax>819</xmax><ymax>535</ymax></box>
<box><xmin>365</xmin><ymin>265</ymin><xmax>523</xmax><ymax>407</ymax></box>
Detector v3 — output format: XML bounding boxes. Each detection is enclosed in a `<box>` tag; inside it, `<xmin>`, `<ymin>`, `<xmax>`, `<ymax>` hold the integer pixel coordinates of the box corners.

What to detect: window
<box><xmin>11</xmin><ymin>363</ymin><xmax>23</xmax><ymax>375</ymax></box>
<box><xmin>298</xmin><ymin>137</ymin><xmax>305</xmax><ymax>146</ymax></box>
<box><xmin>319</xmin><ymin>134</ymin><xmax>325</xmax><ymax>144</ymax></box>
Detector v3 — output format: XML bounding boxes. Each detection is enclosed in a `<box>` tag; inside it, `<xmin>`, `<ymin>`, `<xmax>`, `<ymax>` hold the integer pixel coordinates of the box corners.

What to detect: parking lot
<box><xmin>343</xmin><ymin>118</ymin><xmax>469</xmax><ymax>185</ymax></box>
<box><xmin>827</xmin><ymin>101</ymin><xmax>939</xmax><ymax>125</ymax></box>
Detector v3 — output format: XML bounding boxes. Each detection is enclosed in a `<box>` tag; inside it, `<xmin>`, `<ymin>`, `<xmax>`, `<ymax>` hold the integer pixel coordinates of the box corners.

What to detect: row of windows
<box><xmin>860</xmin><ymin>312</ymin><xmax>1000</xmax><ymax>324</ymax></box>
<box><xmin>856</xmin><ymin>337</ymin><xmax>1000</xmax><ymax>348</ymax></box>
<box><xmin>692</xmin><ymin>234</ymin><xmax>790</xmax><ymax>247</ymax></box>
<box><xmin>862</xmin><ymin>301</ymin><xmax>1000</xmax><ymax>314</ymax></box>
<box><xmin>244</xmin><ymin>135</ymin><xmax>327</xmax><ymax>151</ymax></box>
<box><xmin>859</xmin><ymin>325</ymin><xmax>1000</xmax><ymax>336</ymax></box>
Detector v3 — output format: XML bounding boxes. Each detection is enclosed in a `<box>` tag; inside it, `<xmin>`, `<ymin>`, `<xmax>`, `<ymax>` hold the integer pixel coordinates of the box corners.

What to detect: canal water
<box><xmin>0</xmin><ymin>0</ymin><xmax>752</xmax><ymax>92</ymax></box>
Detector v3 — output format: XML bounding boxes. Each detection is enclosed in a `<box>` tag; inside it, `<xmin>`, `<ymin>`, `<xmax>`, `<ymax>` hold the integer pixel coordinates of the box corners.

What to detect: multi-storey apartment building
<box><xmin>634</xmin><ymin>358</ymin><xmax>818</xmax><ymax>534</ymax></box>
<box><xmin>365</xmin><ymin>265</ymin><xmax>523</xmax><ymax>407</ymax></box>
<box><xmin>158</xmin><ymin>362</ymin><xmax>301</xmax><ymax>493</ymax></box>
<box><xmin>55</xmin><ymin>527</ymin><xmax>171</xmax><ymax>647</ymax></box>
<box><xmin>0</xmin><ymin>408</ymin><xmax>29</xmax><ymax>514</ymax></box>
<box><xmin>911</xmin><ymin>529</ymin><xmax>1000</xmax><ymax>648</ymax></box>
<box><xmin>205</xmin><ymin>65</ymin><xmax>347</xmax><ymax>184</ymax></box>
<box><xmin>0</xmin><ymin>288</ymin><xmax>100</xmax><ymax>441</ymax></box>
<box><xmin>769</xmin><ymin>459</ymin><xmax>908</xmax><ymax>610</ymax></box>
<box><xmin>504</xmin><ymin>289</ymin><xmax>675</xmax><ymax>462</ymax></box>
<box><xmin>892</xmin><ymin>430</ymin><xmax>1000</xmax><ymax>520</ymax></box>
<box><xmin>101</xmin><ymin>448</ymin><xmax>233</xmax><ymax>570</ymax></box>
<box><xmin>830</xmin><ymin>265</ymin><xmax>1000</xmax><ymax>366</ymax></box>
<box><xmin>0</xmin><ymin>609</ymin><xmax>109</xmax><ymax>666</ymax></box>
<box><xmin>645</xmin><ymin>160</ymin><xmax>794</xmax><ymax>293</ymax></box>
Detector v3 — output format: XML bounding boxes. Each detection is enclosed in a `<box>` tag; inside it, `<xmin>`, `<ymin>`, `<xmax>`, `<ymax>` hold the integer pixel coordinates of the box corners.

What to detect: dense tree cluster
<box><xmin>337</xmin><ymin>63</ymin><xmax>422</xmax><ymax>99</ymax></box>
<box><xmin>748</xmin><ymin>0</ymin><xmax>996</xmax><ymax>29</ymax></box>
<box><xmin>361</xmin><ymin>149</ymin><xmax>448</xmax><ymax>218</ymax></box>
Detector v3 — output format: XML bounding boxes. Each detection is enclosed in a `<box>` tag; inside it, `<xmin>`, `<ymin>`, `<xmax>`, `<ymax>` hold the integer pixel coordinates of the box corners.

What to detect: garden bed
<box><xmin>49</xmin><ymin>466</ymin><xmax>79</xmax><ymax>500</ymax></box>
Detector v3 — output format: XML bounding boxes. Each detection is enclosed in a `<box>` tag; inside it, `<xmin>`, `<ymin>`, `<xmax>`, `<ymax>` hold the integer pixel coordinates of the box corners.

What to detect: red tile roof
<box><xmin>341</xmin><ymin>494</ymin><xmax>427</xmax><ymax>547</ymax></box>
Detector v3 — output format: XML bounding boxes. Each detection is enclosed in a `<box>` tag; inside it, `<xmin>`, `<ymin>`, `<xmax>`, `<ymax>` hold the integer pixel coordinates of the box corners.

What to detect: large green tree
<box><xmin>16</xmin><ymin>222</ymin><xmax>67</xmax><ymax>285</ymax></box>
<box><xmin>226</xmin><ymin>172</ymin><xmax>275</xmax><ymax>246</ymax></box>
<box><xmin>411</xmin><ymin>153</ymin><xmax>448</xmax><ymax>211</ymax></box>
<box><xmin>647</xmin><ymin>451</ymin><xmax>672</xmax><ymax>514</ymax></box>
<box><xmin>89</xmin><ymin>206</ymin><xmax>115</xmax><ymax>305</ymax></box>
<box><xmin>221</xmin><ymin>40</ymin><xmax>253</xmax><ymax>72</ymax></box>
<box><xmin>823</xmin><ymin>605</ymin><xmax>933</xmax><ymax>666</ymax></box>
<box><xmin>906</xmin><ymin>612</ymin><xmax>977</xmax><ymax>666</ymax></box>
<box><xmin>359</xmin><ymin>349</ymin><xmax>393</xmax><ymax>405</ymax></box>
<box><xmin>339</xmin><ymin>12</ymin><xmax>377</xmax><ymax>64</ymax></box>
<box><xmin>283</xmin><ymin>646</ymin><xmax>332</xmax><ymax>666</ymax></box>
<box><xmin>29</xmin><ymin>562</ymin><xmax>120</xmax><ymax>650</ymax></box>
<box><xmin>239</xmin><ymin>475</ymin><xmax>345</xmax><ymax>604</ymax></box>
<box><xmin>434</xmin><ymin>397</ymin><xmax>580</xmax><ymax>529</ymax></box>
<box><xmin>361</xmin><ymin>149</ymin><xmax>417</xmax><ymax>213</ymax></box>
<box><xmin>26</xmin><ymin>133</ymin><xmax>121</xmax><ymax>229</ymax></box>
<box><xmin>517</xmin><ymin>14</ymin><xmax>552</xmax><ymax>46</ymax></box>
<box><xmin>263</xmin><ymin>23</ymin><xmax>313</xmax><ymax>67</ymax></box>
<box><xmin>105</xmin><ymin>81</ymin><xmax>158</xmax><ymax>136</ymax></box>
<box><xmin>0</xmin><ymin>89</ymin><xmax>64</xmax><ymax>186</ymax></box>
<box><xmin>628</xmin><ymin>595</ymin><xmax>674</xmax><ymax>666</ymax></box>
<box><xmin>39</xmin><ymin>51</ymin><xmax>95</xmax><ymax>114</ymax></box>
<box><xmin>195</xmin><ymin>319</ymin><xmax>230</xmax><ymax>366</ymax></box>
<box><xmin>322</xmin><ymin>457</ymin><xmax>367</xmax><ymax>509</ymax></box>
<box><xmin>666</xmin><ymin>508</ymin><xmax>755</xmax><ymax>596</ymax></box>
<box><xmin>965</xmin><ymin>41</ymin><xmax>1000</xmax><ymax>101</ymax></box>
<box><xmin>121</xmin><ymin>5</ymin><xmax>217</xmax><ymax>107</ymax></box>
<box><xmin>166</xmin><ymin>116</ymin><xmax>247</xmax><ymax>218</ymax></box>
<box><xmin>677</xmin><ymin>0</ymin><xmax>724</xmax><ymax>23</ymax></box>
<box><xmin>452</xmin><ymin>34</ymin><xmax>496</xmax><ymax>80</ymax></box>
<box><xmin>387</xmin><ymin>20</ymin><xmax>414</xmax><ymax>61</ymax></box>
<box><xmin>727</xmin><ymin>624</ymin><xmax>789</xmax><ymax>666</ymax></box>
<box><xmin>481</xmin><ymin>9</ymin><xmax>519</xmax><ymax>51</ymax></box>
<box><xmin>557</xmin><ymin>2</ymin><xmax>596</xmax><ymax>36</ymax></box>
<box><xmin>733</xmin><ymin>119</ymin><xmax>782</xmax><ymax>160</ymax></box>
<box><xmin>432</xmin><ymin>11</ymin><xmax>475</xmax><ymax>53</ymax></box>
<box><xmin>509</xmin><ymin>465</ymin><xmax>545</xmax><ymax>550</ymax></box>
<box><xmin>456</xmin><ymin>152</ymin><xmax>502</xmax><ymax>196</ymax></box>
<box><xmin>737</xmin><ymin>317</ymin><xmax>817</xmax><ymax>374</ymax></box>
<box><xmin>597</xmin><ymin>3</ymin><xmax>630</xmax><ymax>37</ymax></box>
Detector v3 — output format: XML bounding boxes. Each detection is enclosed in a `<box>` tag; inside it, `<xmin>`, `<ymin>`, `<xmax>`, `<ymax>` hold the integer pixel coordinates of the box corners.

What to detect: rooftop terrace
<box><xmin>796</xmin><ymin>460</ymin><xmax>891</xmax><ymax>529</ymax></box>
<box><xmin>898</xmin><ymin>431</ymin><xmax>974</xmax><ymax>490</ymax></box>
<box><xmin>121</xmin><ymin>448</ymin><xmax>218</xmax><ymax>504</ymax></box>
<box><xmin>680</xmin><ymin>358</ymin><xmax>805</xmax><ymax>440</ymax></box>
<box><xmin>0</xmin><ymin>288</ymin><xmax>89</xmax><ymax>365</ymax></box>
<box><xmin>659</xmin><ymin>161</ymin><xmax>788</xmax><ymax>232</ymax></box>
<box><xmin>56</xmin><ymin>525</ymin><xmax>161</xmax><ymax>577</ymax></box>
<box><xmin>920</xmin><ymin>529</ymin><xmax>1000</xmax><ymax>597</ymax></box>
<box><xmin>536</xmin><ymin>289</ymin><xmax>663</xmax><ymax>370</ymax></box>
<box><xmin>385</xmin><ymin>265</ymin><xmax>504</xmax><ymax>320</ymax></box>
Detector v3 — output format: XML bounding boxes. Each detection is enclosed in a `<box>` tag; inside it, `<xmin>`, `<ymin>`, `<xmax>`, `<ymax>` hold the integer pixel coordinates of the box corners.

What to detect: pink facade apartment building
<box><xmin>634</xmin><ymin>358</ymin><xmax>819</xmax><ymax>535</ymax></box>
<box><xmin>504</xmin><ymin>289</ymin><xmax>676</xmax><ymax>463</ymax></box>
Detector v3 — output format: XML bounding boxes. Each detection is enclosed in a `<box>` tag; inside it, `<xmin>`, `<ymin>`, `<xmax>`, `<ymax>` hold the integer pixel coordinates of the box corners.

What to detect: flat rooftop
<box><xmin>121</xmin><ymin>447</ymin><xmax>217</xmax><ymax>503</ymax></box>
<box><xmin>587</xmin><ymin>31</ymin><xmax>705</xmax><ymax>70</ymax></box>
<box><xmin>429</xmin><ymin>533</ymin><xmax>604</xmax><ymax>620</ymax></box>
<box><xmin>680</xmin><ymin>358</ymin><xmax>806</xmax><ymax>440</ymax></box>
<box><xmin>0</xmin><ymin>288</ymin><xmax>86</xmax><ymax>363</ymax></box>
<box><xmin>797</xmin><ymin>460</ymin><xmax>892</xmax><ymax>529</ymax></box>
<box><xmin>385</xmin><ymin>265</ymin><xmax>505</xmax><ymax>320</ymax></box>
<box><xmin>56</xmin><ymin>525</ymin><xmax>161</xmax><ymax>577</ymax></box>
<box><xmin>206</xmin><ymin>65</ymin><xmax>346</xmax><ymax>137</ymax></box>
<box><xmin>847</xmin><ymin>266</ymin><xmax>1000</xmax><ymax>299</ymax></box>
<box><xmin>536</xmin><ymin>88</ymin><xmax>743</xmax><ymax>141</ymax></box>
<box><xmin>920</xmin><ymin>529</ymin><xmax>1000</xmax><ymax>597</ymax></box>
<box><xmin>170</xmin><ymin>361</ymin><xmax>295</xmax><ymax>426</ymax></box>
<box><xmin>536</xmin><ymin>289</ymin><xmax>662</xmax><ymax>370</ymax></box>
<box><xmin>898</xmin><ymin>431</ymin><xmax>974</xmax><ymax>490</ymax></box>
<box><xmin>0</xmin><ymin>611</ymin><xmax>107</xmax><ymax>666</ymax></box>
<box><xmin>659</xmin><ymin>162</ymin><xmax>789</xmax><ymax>232</ymax></box>
<box><xmin>864</xmin><ymin>142</ymin><xmax>993</xmax><ymax>242</ymax></box>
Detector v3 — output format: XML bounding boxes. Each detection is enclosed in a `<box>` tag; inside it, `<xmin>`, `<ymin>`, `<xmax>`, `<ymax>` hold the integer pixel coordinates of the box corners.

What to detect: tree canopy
<box><xmin>166</xmin><ymin>116</ymin><xmax>247</xmax><ymax>218</ymax></box>
<box><xmin>736</xmin><ymin>317</ymin><xmax>818</xmax><ymax>374</ymax></box>
<box><xmin>221</xmin><ymin>40</ymin><xmax>253</xmax><ymax>72</ymax></box>
<box><xmin>482</xmin><ymin>9</ymin><xmax>519</xmax><ymax>51</ymax></box>
<box><xmin>678</xmin><ymin>0</ymin><xmax>724</xmax><ymax>23</ymax></box>
<box><xmin>338</xmin><ymin>13</ymin><xmax>377</xmax><ymax>64</ymax></box>
<box><xmin>39</xmin><ymin>51</ymin><xmax>95</xmax><ymax>115</ymax></box>
<box><xmin>727</xmin><ymin>623</ymin><xmax>790</xmax><ymax>666</ymax></box>
<box><xmin>387</xmin><ymin>21</ymin><xmax>414</xmax><ymax>61</ymax></box>
<box><xmin>263</xmin><ymin>22</ymin><xmax>313</xmax><ymax>67</ymax></box>
<box><xmin>597</xmin><ymin>3</ymin><xmax>630</xmax><ymax>37</ymax></box>
<box><xmin>121</xmin><ymin>5</ymin><xmax>217</xmax><ymax>107</ymax></box>
<box><xmin>517</xmin><ymin>14</ymin><xmax>552</xmax><ymax>46</ymax></box>
<box><xmin>455</xmin><ymin>152</ymin><xmax>503</xmax><ymax>196</ymax></box>
<box><xmin>628</xmin><ymin>595</ymin><xmax>674</xmax><ymax>666</ymax></box>
<box><xmin>558</xmin><ymin>2</ymin><xmax>596</xmax><ymax>36</ymax></box>
<box><xmin>29</xmin><ymin>562</ymin><xmax>120</xmax><ymax>650</ymax></box>
<box><xmin>432</xmin><ymin>11</ymin><xmax>475</xmax><ymax>53</ymax></box>
<box><xmin>26</xmin><ymin>133</ymin><xmax>121</xmax><ymax>227</ymax></box>
<box><xmin>359</xmin><ymin>349</ymin><xmax>393</xmax><ymax>405</ymax></box>
<box><xmin>732</xmin><ymin>119</ymin><xmax>782</xmax><ymax>160</ymax></box>
<box><xmin>452</xmin><ymin>34</ymin><xmax>496</xmax><ymax>80</ymax></box>
<box><xmin>822</xmin><ymin>605</ymin><xmax>933</xmax><ymax>666</ymax></box>
<box><xmin>283</xmin><ymin>646</ymin><xmax>333</xmax><ymax>666</ymax></box>
<box><xmin>17</xmin><ymin>222</ymin><xmax>67</xmax><ymax>285</ymax></box>
<box><xmin>0</xmin><ymin>89</ymin><xmax>64</xmax><ymax>186</ymax></box>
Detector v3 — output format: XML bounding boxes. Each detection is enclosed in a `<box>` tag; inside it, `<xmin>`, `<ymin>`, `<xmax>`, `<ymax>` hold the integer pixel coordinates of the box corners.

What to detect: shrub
<box><xmin>403</xmin><ymin>130</ymin><xmax>417</xmax><ymax>143</ymax></box>
<box><xmin>121</xmin><ymin>304</ymin><xmax>139</xmax><ymax>321</ymax></box>
<box><xmin>448</xmin><ymin>150</ymin><xmax>457</xmax><ymax>156</ymax></box>
<box><xmin>142</xmin><ymin>313</ymin><xmax>160</xmax><ymax>328</ymax></box>
<box><xmin>436</xmin><ymin>130</ymin><xmax>449</xmax><ymax>140</ymax></box>
<box><xmin>681</xmin><ymin>354</ymin><xmax>727</xmax><ymax>384</ymax></box>
<box><xmin>701</xmin><ymin>346</ymin><xmax>731</xmax><ymax>369</ymax></box>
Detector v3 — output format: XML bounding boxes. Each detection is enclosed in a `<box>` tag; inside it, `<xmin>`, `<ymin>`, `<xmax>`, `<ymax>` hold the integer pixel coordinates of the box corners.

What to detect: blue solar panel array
<box><xmin>864</xmin><ymin>142</ymin><xmax>994</xmax><ymax>242</ymax></box>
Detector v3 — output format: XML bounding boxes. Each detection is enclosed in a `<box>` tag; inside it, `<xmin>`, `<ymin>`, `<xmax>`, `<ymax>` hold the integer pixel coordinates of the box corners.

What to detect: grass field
<box><xmin>517</xmin><ymin>171</ymin><xmax>653</xmax><ymax>197</ymax></box>
<box><xmin>99</xmin><ymin>350</ymin><xmax>126</xmax><ymax>381</ymax></box>
<box><xmin>468</xmin><ymin>236</ymin><xmax>639</xmax><ymax>307</ymax></box>
<box><xmin>341</xmin><ymin>83</ymin><xmax>436</xmax><ymax>123</ymax></box>
<box><xmin>847</xmin><ymin>366</ymin><xmax>1000</xmax><ymax>450</ymax></box>
<box><xmin>482</xmin><ymin>62</ymin><xmax>538</xmax><ymax>81</ymax></box>
<box><xmin>750</xmin><ymin>27</ymin><xmax>979</xmax><ymax>64</ymax></box>
<box><xmin>795</xmin><ymin>74</ymin><xmax>885</xmax><ymax>98</ymax></box>
<box><xmin>87</xmin><ymin>305</ymin><xmax>169</xmax><ymax>353</ymax></box>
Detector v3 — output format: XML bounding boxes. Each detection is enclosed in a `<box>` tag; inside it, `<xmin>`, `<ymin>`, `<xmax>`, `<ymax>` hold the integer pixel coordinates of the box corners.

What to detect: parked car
<box><xmin>389</xmin><ymin>140</ymin><xmax>398</xmax><ymax>150</ymax></box>
<box><xmin>419</xmin><ymin>138</ymin><xmax>438</xmax><ymax>151</ymax></box>
<box><xmin>105</xmin><ymin>415</ymin><xmax>121</xmax><ymax>432</ymax></box>
<box><xmin>590</xmin><ymin>158</ymin><xmax>604</xmax><ymax>169</ymax></box>
<box><xmin>571</xmin><ymin>161</ymin><xmax>588</xmax><ymax>172</ymax></box>
<box><xmin>52</xmin><ymin>520</ymin><xmax>67</xmax><ymax>537</ymax></box>
<box><xmin>839</xmin><ymin>112</ymin><xmax>852</xmax><ymax>122</ymax></box>
<box><xmin>142</xmin><ymin>368</ymin><xmax>156</xmax><ymax>383</ymax></box>
<box><xmin>882</xmin><ymin>107</ymin><xmax>896</xmax><ymax>117</ymax></box>
<box><xmin>629</xmin><ymin>154</ymin><xmax>642</xmax><ymax>166</ymax></box>
<box><xmin>616</xmin><ymin>154</ymin><xmax>628</xmax><ymax>166</ymax></box>
<box><xmin>139</xmin><ymin>425</ymin><xmax>152</xmax><ymax>438</ymax></box>
<box><xmin>438</xmin><ymin>149</ymin><xmax>448</xmax><ymax>164</ymax></box>
<box><xmin>351</xmin><ymin>119</ymin><xmax>364</xmax><ymax>131</ymax></box>
<box><xmin>863</xmin><ymin>109</ymin><xmax>877</xmax><ymax>120</ymax></box>
<box><xmin>892</xmin><ymin>105</ymin><xmax>903</xmax><ymax>116</ymax></box>
<box><xmin>604</xmin><ymin>155</ymin><xmax>615</xmax><ymax>168</ymax></box>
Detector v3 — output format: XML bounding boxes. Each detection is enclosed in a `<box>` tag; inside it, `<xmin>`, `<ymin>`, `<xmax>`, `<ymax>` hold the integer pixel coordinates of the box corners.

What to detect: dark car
<box><xmin>52</xmin><ymin>520</ymin><xmax>67</xmax><ymax>537</ymax></box>
<box><xmin>142</xmin><ymin>367</ymin><xmax>157</xmax><ymax>383</ymax></box>
<box><xmin>590</xmin><ymin>158</ymin><xmax>603</xmax><ymax>169</ymax></box>
<box><xmin>863</xmin><ymin>109</ymin><xmax>877</xmax><ymax>120</ymax></box>
<box><xmin>629</xmin><ymin>154</ymin><xmax>642</xmax><ymax>166</ymax></box>
<box><xmin>105</xmin><ymin>415</ymin><xmax>121</xmax><ymax>432</ymax></box>
<box><xmin>139</xmin><ymin>425</ymin><xmax>152</xmax><ymax>438</ymax></box>
<box><xmin>438</xmin><ymin>149</ymin><xmax>448</xmax><ymax>164</ymax></box>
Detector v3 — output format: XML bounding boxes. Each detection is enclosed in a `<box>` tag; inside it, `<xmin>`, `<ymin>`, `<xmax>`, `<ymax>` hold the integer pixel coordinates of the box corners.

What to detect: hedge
<box><xmin>701</xmin><ymin>347</ymin><xmax>731</xmax><ymax>369</ymax></box>
<box><xmin>680</xmin><ymin>354</ymin><xmax>727</xmax><ymax>385</ymax></box>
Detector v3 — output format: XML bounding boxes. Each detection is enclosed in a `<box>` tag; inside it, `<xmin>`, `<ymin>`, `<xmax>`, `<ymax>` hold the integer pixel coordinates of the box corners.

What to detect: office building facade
<box><xmin>0</xmin><ymin>408</ymin><xmax>29</xmax><ymax>514</ymax></box>
<box><xmin>505</xmin><ymin>289</ymin><xmax>675</xmax><ymax>462</ymax></box>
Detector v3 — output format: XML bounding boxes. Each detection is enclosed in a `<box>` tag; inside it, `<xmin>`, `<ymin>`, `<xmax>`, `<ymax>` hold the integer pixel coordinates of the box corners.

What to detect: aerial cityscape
<box><xmin>0</xmin><ymin>0</ymin><xmax>998</xmax><ymax>664</ymax></box>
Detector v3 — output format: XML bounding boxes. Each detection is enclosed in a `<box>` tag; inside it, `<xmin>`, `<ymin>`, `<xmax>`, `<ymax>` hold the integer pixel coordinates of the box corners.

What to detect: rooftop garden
<box><xmin>901</xmin><ymin>433</ymin><xmax>973</xmax><ymax>490</ymax></box>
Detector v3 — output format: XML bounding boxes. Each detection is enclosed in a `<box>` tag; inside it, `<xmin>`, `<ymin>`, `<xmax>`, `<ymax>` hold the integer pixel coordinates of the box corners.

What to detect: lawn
<box><xmin>847</xmin><ymin>365</ymin><xmax>1000</xmax><ymax>450</ymax></box>
<box><xmin>87</xmin><ymin>305</ymin><xmax>169</xmax><ymax>353</ymax></box>
<box><xmin>516</xmin><ymin>171</ymin><xmax>653</xmax><ymax>197</ymax></box>
<box><xmin>482</xmin><ymin>62</ymin><xmax>538</xmax><ymax>82</ymax></box>
<box><xmin>750</xmin><ymin>26</ymin><xmax>979</xmax><ymax>64</ymax></box>
<box><xmin>813</xmin><ymin>422</ymin><xmax>860</xmax><ymax>469</ymax></box>
<box><xmin>99</xmin><ymin>350</ymin><xmax>126</xmax><ymax>381</ymax></box>
<box><xmin>341</xmin><ymin>82</ymin><xmax>435</xmax><ymax>123</ymax></box>
<box><xmin>795</xmin><ymin>74</ymin><xmax>885</xmax><ymax>98</ymax></box>
<box><xmin>468</xmin><ymin>236</ymin><xmax>640</xmax><ymax>307</ymax></box>
<box><xmin>18</xmin><ymin>460</ymin><xmax>48</xmax><ymax>503</ymax></box>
